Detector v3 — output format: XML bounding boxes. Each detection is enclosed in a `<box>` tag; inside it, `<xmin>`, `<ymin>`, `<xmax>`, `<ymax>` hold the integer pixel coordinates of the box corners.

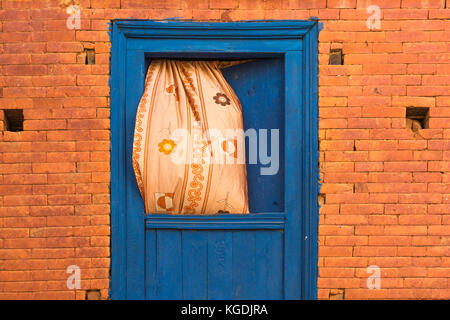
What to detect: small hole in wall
<box><xmin>3</xmin><ymin>109</ymin><xmax>24</xmax><ymax>132</ymax></box>
<box><xmin>329</xmin><ymin>288</ymin><xmax>345</xmax><ymax>300</ymax></box>
<box><xmin>318</xmin><ymin>194</ymin><xmax>325</xmax><ymax>206</ymax></box>
<box><xmin>329</xmin><ymin>49</ymin><xmax>343</xmax><ymax>65</ymax></box>
<box><xmin>85</xmin><ymin>289</ymin><xmax>101</xmax><ymax>300</ymax></box>
<box><xmin>406</xmin><ymin>107</ymin><xmax>429</xmax><ymax>132</ymax></box>
<box><xmin>85</xmin><ymin>48</ymin><xmax>95</xmax><ymax>65</ymax></box>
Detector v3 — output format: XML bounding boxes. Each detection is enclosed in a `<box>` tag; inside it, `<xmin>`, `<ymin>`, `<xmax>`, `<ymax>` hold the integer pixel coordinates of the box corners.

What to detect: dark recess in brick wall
<box><xmin>329</xmin><ymin>48</ymin><xmax>343</xmax><ymax>65</ymax></box>
<box><xmin>406</xmin><ymin>107</ymin><xmax>429</xmax><ymax>131</ymax></box>
<box><xmin>3</xmin><ymin>109</ymin><xmax>24</xmax><ymax>132</ymax></box>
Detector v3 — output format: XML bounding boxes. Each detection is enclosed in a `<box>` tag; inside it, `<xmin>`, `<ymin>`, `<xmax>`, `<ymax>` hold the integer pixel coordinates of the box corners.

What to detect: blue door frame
<box><xmin>110</xmin><ymin>20</ymin><xmax>320</xmax><ymax>300</ymax></box>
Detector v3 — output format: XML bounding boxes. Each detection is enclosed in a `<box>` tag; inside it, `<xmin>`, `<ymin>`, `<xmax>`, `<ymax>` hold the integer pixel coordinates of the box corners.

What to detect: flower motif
<box><xmin>213</xmin><ymin>92</ymin><xmax>230</xmax><ymax>106</ymax></box>
<box><xmin>165</xmin><ymin>84</ymin><xmax>177</xmax><ymax>96</ymax></box>
<box><xmin>158</xmin><ymin>139</ymin><xmax>176</xmax><ymax>155</ymax></box>
<box><xmin>221</xmin><ymin>139</ymin><xmax>238</xmax><ymax>158</ymax></box>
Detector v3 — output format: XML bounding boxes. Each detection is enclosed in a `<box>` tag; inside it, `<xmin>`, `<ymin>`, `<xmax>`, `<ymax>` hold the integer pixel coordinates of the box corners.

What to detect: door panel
<box><xmin>222</xmin><ymin>59</ymin><xmax>285</xmax><ymax>213</ymax></box>
<box><xmin>181</xmin><ymin>230</ymin><xmax>208</xmax><ymax>299</ymax></box>
<box><xmin>145</xmin><ymin>229</ymin><xmax>283</xmax><ymax>299</ymax></box>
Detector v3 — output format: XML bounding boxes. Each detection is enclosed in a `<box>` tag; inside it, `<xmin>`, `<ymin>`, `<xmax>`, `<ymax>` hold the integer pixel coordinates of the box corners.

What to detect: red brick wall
<box><xmin>0</xmin><ymin>0</ymin><xmax>449</xmax><ymax>300</ymax></box>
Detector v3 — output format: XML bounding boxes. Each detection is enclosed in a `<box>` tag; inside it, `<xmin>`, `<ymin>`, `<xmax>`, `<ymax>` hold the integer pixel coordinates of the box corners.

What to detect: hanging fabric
<box><xmin>132</xmin><ymin>59</ymin><xmax>249</xmax><ymax>214</ymax></box>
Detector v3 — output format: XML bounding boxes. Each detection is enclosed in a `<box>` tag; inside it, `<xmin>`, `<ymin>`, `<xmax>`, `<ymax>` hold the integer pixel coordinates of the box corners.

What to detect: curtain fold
<box><xmin>133</xmin><ymin>59</ymin><xmax>249</xmax><ymax>214</ymax></box>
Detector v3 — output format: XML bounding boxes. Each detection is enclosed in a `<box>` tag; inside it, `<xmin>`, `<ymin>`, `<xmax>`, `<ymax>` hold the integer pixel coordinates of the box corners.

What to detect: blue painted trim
<box><xmin>110</xmin><ymin>19</ymin><xmax>320</xmax><ymax>300</ymax></box>
<box><xmin>301</xmin><ymin>23</ymin><xmax>320</xmax><ymax>300</ymax></box>
<box><xmin>145</xmin><ymin>213</ymin><xmax>285</xmax><ymax>230</ymax></box>
<box><xmin>110</xmin><ymin>21</ymin><xmax>127</xmax><ymax>300</ymax></box>
<box><xmin>114</xmin><ymin>19</ymin><xmax>316</xmax><ymax>39</ymax></box>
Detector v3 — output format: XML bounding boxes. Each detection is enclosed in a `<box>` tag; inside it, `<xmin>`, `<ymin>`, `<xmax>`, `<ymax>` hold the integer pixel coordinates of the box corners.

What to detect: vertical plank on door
<box><xmin>207</xmin><ymin>231</ymin><xmax>233</xmax><ymax>299</ymax></box>
<box><xmin>145</xmin><ymin>230</ymin><xmax>157</xmax><ymax>299</ymax></box>
<box><xmin>124</xmin><ymin>50</ymin><xmax>147</xmax><ymax>299</ymax></box>
<box><xmin>182</xmin><ymin>230</ymin><xmax>208</xmax><ymax>299</ymax></box>
<box><xmin>222</xmin><ymin>59</ymin><xmax>285</xmax><ymax>213</ymax></box>
<box><xmin>232</xmin><ymin>231</ymin><xmax>256</xmax><ymax>299</ymax></box>
<box><xmin>284</xmin><ymin>51</ymin><xmax>303</xmax><ymax>299</ymax></box>
<box><xmin>156</xmin><ymin>230</ymin><xmax>182</xmax><ymax>299</ymax></box>
<box><xmin>255</xmin><ymin>231</ymin><xmax>284</xmax><ymax>299</ymax></box>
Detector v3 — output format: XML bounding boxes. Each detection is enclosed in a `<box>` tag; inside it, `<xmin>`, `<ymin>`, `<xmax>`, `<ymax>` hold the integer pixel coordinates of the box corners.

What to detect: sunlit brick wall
<box><xmin>0</xmin><ymin>0</ymin><xmax>449</xmax><ymax>299</ymax></box>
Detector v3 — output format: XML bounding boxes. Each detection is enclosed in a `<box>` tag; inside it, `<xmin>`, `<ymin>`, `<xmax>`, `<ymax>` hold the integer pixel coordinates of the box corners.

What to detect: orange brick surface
<box><xmin>0</xmin><ymin>0</ymin><xmax>449</xmax><ymax>300</ymax></box>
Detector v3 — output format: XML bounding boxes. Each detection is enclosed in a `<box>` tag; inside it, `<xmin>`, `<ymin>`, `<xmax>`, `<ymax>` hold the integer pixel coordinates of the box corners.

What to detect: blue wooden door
<box><xmin>110</xmin><ymin>20</ymin><xmax>319</xmax><ymax>300</ymax></box>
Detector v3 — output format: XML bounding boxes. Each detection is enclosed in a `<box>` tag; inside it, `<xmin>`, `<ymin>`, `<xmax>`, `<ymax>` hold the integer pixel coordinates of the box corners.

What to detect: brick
<box><xmin>362</xmin><ymin>64</ymin><xmax>407</xmax><ymax>74</ymax></box>
<box><xmin>47</xmin><ymin>152</ymin><xmax>90</xmax><ymax>162</ymax></box>
<box><xmin>46</xmin><ymin>41</ymin><xmax>84</xmax><ymax>53</ymax></box>
<box><xmin>30</xmin><ymin>206</ymin><xmax>74</xmax><ymax>217</ymax></box>
<box><xmin>0</xmin><ymin>164</ymin><xmax>32</xmax><ymax>174</ymax></box>
<box><xmin>407</xmin><ymin>64</ymin><xmax>436</xmax><ymax>75</ymax></box>
<box><xmin>369</xmin><ymin>151</ymin><xmax>413</xmax><ymax>161</ymax></box>
<box><xmin>32</xmin><ymin>163</ymin><xmax>76</xmax><ymax>174</ymax></box>
<box><xmin>326</xmin><ymin>193</ymin><xmax>369</xmax><ymax>204</ymax></box>
<box><xmin>369</xmin><ymin>172</ymin><xmax>412</xmax><ymax>182</ymax></box>
<box><xmin>3</xmin><ymin>195</ymin><xmax>47</xmax><ymax>206</ymax></box>
<box><xmin>401</xmin><ymin>0</ymin><xmax>445</xmax><ymax>8</ymax></box>
<box><xmin>385</xmin><ymin>226</ymin><xmax>427</xmax><ymax>235</ymax></box>
<box><xmin>77</xmin><ymin>162</ymin><xmax>110</xmax><ymax>172</ymax></box>
<box><xmin>413</xmin><ymin>151</ymin><xmax>442</xmax><ymax>160</ymax></box>
<box><xmin>326</xmin><ymin>129</ymin><xmax>369</xmax><ymax>139</ymax></box>
<box><xmin>392</xmin><ymin>75</ymin><xmax>422</xmax><ymax>85</ymax></box>
<box><xmin>383</xmin><ymin>9</ymin><xmax>429</xmax><ymax>20</ymax></box>
<box><xmin>361</xmin><ymin>107</ymin><xmax>404</xmax><ymax>118</ymax></box>
<box><xmin>47</xmin><ymin>173</ymin><xmax>91</xmax><ymax>184</ymax></box>
<box><xmin>413</xmin><ymin>172</ymin><xmax>443</xmax><ymax>183</ymax></box>
<box><xmin>355</xmin><ymin>226</ymin><xmax>385</xmax><ymax>235</ymax></box>
<box><xmin>355</xmin><ymin>162</ymin><xmax>384</xmax><ymax>172</ymax></box>
<box><xmin>354</xmin><ymin>246</ymin><xmax>397</xmax><ymax>256</ymax></box>
<box><xmin>398</xmin><ymin>140</ymin><xmax>427</xmax><ymax>150</ymax></box>
<box><xmin>91</xmin><ymin>0</ymin><xmax>121</xmax><ymax>8</ymax></box>
<box><xmin>23</xmin><ymin>120</ymin><xmax>66</xmax><ymax>130</ymax></box>
<box><xmin>325</xmin><ymin>236</ymin><xmax>368</xmax><ymax>246</ymax></box>
<box><xmin>429</xmin><ymin>9</ymin><xmax>450</xmax><ymax>19</ymax></box>
<box><xmin>340</xmin><ymin>204</ymin><xmax>384</xmax><ymax>214</ymax></box>
<box><xmin>47</xmin><ymin>194</ymin><xmax>91</xmax><ymax>206</ymax></box>
<box><xmin>368</xmin><ymin>236</ymin><xmax>411</xmax><ymax>246</ymax></box>
<box><xmin>384</xmin><ymin>161</ymin><xmax>427</xmax><ymax>172</ymax></box>
<box><xmin>0</xmin><ymin>185</ymin><xmax>32</xmax><ymax>195</ymax></box>
<box><xmin>385</xmin><ymin>204</ymin><xmax>427</xmax><ymax>215</ymax></box>
<box><xmin>369</xmin><ymin>193</ymin><xmax>398</xmax><ymax>204</ymax></box>
<box><xmin>399</xmin><ymin>215</ymin><xmax>441</xmax><ymax>225</ymax></box>
<box><xmin>76</xmin><ymin>31</ymin><xmax>110</xmax><ymax>42</ymax></box>
<box><xmin>348</xmin><ymin>118</ymin><xmax>391</xmax><ymax>129</ymax></box>
<box><xmin>3</xmin><ymin>174</ymin><xmax>47</xmax><ymax>185</ymax></box>
<box><xmin>67</xmin><ymin>119</ymin><xmax>109</xmax><ymax>130</ymax></box>
<box><xmin>403</xmin><ymin>42</ymin><xmax>447</xmax><ymax>53</ymax></box>
<box><xmin>327</xmin><ymin>0</ymin><xmax>356</xmax><ymax>8</ymax></box>
<box><xmin>355</xmin><ymin>140</ymin><xmax>398</xmax><ymax>151</ymax></box>
<box><xmin>362</xmin><ymin>183</ymin><xmax>426</xmax><ymax>193</ymax></box>
<box><xmin>398</xmin><ymin>193</ymin><xmax>442</xmax><ymax>204</ymax></box>
<box><xmin>32</xmin><ymin>184</ymin><xmax>75</xmax><ymax>195</ymax></box>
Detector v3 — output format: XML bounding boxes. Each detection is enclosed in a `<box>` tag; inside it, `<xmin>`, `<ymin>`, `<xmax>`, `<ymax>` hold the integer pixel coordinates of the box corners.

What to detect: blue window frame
<box><xmin>110</xmin><ymin>20</ymin><xmax>320</xmax><ymax>300</ymax></box>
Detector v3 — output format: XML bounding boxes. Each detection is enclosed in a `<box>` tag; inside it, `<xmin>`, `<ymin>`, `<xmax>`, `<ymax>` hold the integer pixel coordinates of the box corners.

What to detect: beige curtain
<box><xmin>132</xmin><ymin>59</ymin><xmax>249</xmax><ymax>214</ymax></box>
